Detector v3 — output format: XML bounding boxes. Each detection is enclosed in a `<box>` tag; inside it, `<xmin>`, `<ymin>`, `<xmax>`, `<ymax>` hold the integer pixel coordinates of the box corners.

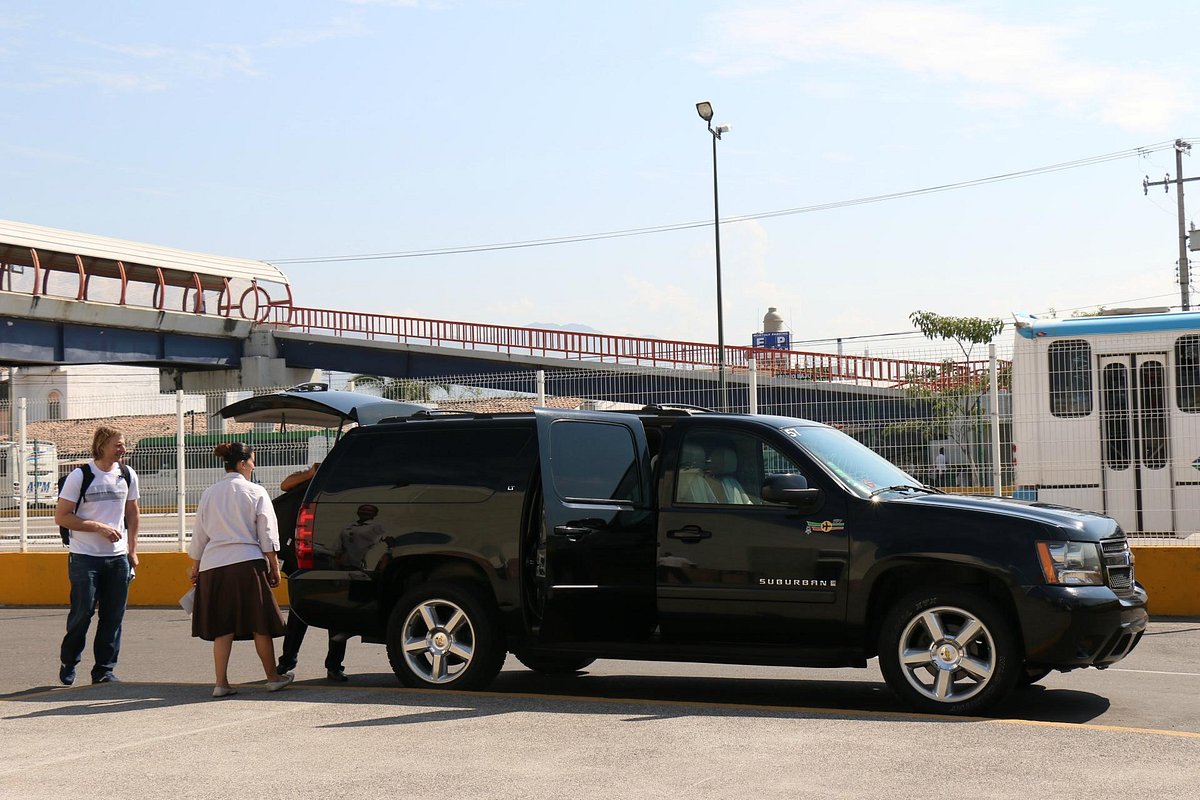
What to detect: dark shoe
<box><xmin>326</xmin><ymin>668</ymin><xmax>349</xmax><ymax>682</ymax></box>
<box><xmin>276</xmin><ymin>658</ymin><xmax>297</xmax><ymax>674</ymax></box>
<box><xmin>92</xmin><ymin>673</ymin><xmax>119</xmax><ymax>684</ymax></box>
<box><xmin>58</xmin><ymin>664</ymin><xmax>76</xmax><ymax>686</ymax></box>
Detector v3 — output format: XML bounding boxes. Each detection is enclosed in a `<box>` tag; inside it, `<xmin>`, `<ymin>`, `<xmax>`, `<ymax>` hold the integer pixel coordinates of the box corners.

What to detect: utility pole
<box><xmin>1144</xmin><ymin>139</ymin><xmax>1198</xmax><ymax>311</ymax></box>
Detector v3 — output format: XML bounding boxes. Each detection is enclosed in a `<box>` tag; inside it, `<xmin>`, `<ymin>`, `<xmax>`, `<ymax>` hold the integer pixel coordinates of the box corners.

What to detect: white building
<box><xmin>4</xmin><ymin>365</ymin><xmax>205</xmax><ymax>423</ymax></box>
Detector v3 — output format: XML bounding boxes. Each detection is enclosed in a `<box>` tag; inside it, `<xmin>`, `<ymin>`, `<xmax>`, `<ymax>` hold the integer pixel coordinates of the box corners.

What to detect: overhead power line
<box><xmin>271</xmin><ymin>139</ymin><xmax>1193</xmax><ymax>265</ymax></box>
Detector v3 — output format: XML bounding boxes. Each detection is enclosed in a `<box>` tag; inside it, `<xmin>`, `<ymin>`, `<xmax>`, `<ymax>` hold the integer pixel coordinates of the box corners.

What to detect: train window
<box><xmin>1175</xmin><ymin>335</ymin><xmax>1200</xmax><ymax>412</ymax></box>
<box><xmin>1048</xmin><ymin>340</ymin><xmax>1092</xmax><ymax>417</ymax></box>
<box><xmin>1100</xmin><ymin>364</ymin><xmax>1131</xmax><ymax>471</ymax></box>
<box><xmin>1140</xmin><ymin>361</ymin><xmax>1168</xmax><ymax>469</ymax></box>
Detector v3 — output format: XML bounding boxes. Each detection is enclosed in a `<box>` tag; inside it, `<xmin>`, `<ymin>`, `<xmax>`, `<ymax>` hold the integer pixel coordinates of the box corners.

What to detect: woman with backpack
<box><xmin>187</xmin><ymin>442</ymin><xmax>291</xmax><ymax>698</ymax></box>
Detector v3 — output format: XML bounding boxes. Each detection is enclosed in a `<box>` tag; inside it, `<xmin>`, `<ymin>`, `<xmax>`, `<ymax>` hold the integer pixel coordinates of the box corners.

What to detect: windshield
<box><xmin>782</xmin><ymin>425</ymin><xmax>924</xmax><ymax>499</ymax></box>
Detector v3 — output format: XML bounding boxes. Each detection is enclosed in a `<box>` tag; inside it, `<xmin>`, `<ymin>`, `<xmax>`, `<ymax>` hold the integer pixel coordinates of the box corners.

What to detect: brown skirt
<box><xmin>191</xmin><ymin>559</ymin><xmax>286</xmax><ymax>642</ymax></box>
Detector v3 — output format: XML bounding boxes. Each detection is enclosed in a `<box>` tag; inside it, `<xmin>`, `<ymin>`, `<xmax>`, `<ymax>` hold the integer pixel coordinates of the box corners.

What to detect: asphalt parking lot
<box><xmin>2</xmin><ymin>608</ymin><xmax>1198</xmax><ymax>799</ymax></box>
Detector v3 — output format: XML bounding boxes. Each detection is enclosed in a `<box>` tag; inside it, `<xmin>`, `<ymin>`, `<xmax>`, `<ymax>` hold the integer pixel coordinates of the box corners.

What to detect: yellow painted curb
<box><xmin>0</xmin><ymin>552</ymin><xmax>290</xmax><ymax>606</ymax></box>
<box><xmin>0</xmin><ymin>548</ymin><xmax>1195</xmax><ymax>615</ymax></box>
<box><xmin>1132</xmin><ymin>546</ymin><xmax>1200</xmax><ymax>616</ymax></box>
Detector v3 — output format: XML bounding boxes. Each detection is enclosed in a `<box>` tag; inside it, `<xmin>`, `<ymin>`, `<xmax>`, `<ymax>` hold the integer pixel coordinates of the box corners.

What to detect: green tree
<box><xmin>897</xmin><ymin>311</ymin><xmax>1007</xmax><ymax>487</ymax></box>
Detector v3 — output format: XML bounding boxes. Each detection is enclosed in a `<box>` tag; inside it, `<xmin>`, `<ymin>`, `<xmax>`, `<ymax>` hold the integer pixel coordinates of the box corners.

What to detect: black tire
<box><xmin>878</xmin><ymin>588</ymin><xmax>1021</xmax><ymax>715</ymax></box>
<box><xmin>386</xmin><ymin>581</ymin><xmax>506</xmax><ymax>691</ymax></box>
<box><xmin>512</xmin><ymin>651</ymin><xmax>596</xmax><ymax>675</ymax></box>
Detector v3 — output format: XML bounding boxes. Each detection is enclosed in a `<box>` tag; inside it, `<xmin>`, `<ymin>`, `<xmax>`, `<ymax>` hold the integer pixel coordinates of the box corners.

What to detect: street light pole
<box><xmin>696</xmin><ymin>101</ymin><xmax>730</xmax><ymax>410</ymax></box>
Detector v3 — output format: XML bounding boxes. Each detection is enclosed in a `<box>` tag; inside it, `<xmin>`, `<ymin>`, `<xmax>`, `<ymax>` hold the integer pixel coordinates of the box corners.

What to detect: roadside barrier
<box><xmin>0</xmin><ymin>553</ymin><xmax>289</xmax><ymax>607</ymax></box>
<box><xmin>1</xmin><ymin>548</ymin><xmax>1195</xmax><ymax>615</ymax></box>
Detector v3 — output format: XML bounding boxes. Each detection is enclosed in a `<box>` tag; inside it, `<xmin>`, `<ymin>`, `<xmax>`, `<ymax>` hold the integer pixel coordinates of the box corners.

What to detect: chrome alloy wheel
<box><xmin>401</xmin><ymin>598</ymin><xmax>476</xmax><ymax>684</ymax></box>
<box><xmin>896</xmin><ymin>605</ymin><xmax>998</xmax><ymax>704</ymax></box>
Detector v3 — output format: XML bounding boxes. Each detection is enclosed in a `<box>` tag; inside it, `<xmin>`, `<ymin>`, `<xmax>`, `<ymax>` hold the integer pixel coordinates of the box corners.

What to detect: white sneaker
<box><xmin>265</xmin><ymin>673</ymin><xmax>294</xmax><ymax>692</ymax></box>
<box><xmin>212</xmin><ymin>685</ymin><xmax>238</xmax><ymax>698</ymax></box>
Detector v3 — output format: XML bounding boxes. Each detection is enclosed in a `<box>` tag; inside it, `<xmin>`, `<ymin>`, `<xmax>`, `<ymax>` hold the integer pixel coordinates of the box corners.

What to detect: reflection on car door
<box><xmin>533</xmin><ymin>410</ymin><xmax>656</xmax><ymax>643</ymax></box>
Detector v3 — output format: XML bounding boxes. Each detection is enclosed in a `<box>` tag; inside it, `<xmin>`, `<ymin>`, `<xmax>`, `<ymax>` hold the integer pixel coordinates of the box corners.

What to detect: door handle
<box><xmin>667</xmin><ymin>525</ymin><xmax>711</xmax><ymax>542</ymax></box>
<box><xmin>553</xmin><ymin>525</ymin><xmax>594</xmax><ymax>539</ymax></box>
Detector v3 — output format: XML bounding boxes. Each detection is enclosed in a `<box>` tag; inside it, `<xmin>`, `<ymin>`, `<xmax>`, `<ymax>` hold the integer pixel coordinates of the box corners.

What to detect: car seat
<box><xmin>708</xmin><ymin>447</ymin><xmax>753</xmax><ymax>504</ymax></box>
<box><xmin>676</xmin><ymin>442</ymin><xmax>718</xmax><ymax>503</ymax></box>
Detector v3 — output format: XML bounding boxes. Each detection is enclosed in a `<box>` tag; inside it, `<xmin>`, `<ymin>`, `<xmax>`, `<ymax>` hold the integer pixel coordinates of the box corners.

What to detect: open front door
<box><xmin>533</xmin><ymin>410</ymin><xmax>655</xmax><ymax>643</ymax></box>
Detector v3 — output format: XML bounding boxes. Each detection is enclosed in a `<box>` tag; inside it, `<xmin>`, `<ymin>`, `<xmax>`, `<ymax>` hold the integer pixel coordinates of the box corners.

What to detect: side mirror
<box><xmin>762</xmin><ymin>473</ymin><xmax>822</xmax><ymax>511</ymax></box>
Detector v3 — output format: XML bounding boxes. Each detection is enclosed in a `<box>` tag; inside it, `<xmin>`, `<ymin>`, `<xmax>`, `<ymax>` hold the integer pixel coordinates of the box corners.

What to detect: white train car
<box><xmin>1011</xmin><ymin>309</ymin><xmax>1200</xmax><ymax>537</ymax></box>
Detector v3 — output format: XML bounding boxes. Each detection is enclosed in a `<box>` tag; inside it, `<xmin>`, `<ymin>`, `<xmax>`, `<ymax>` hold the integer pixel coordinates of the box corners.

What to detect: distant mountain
<box><xmin>526</xmin><ymin>321</ymin><xmax>605</xmax><ymax>335</ymax></box>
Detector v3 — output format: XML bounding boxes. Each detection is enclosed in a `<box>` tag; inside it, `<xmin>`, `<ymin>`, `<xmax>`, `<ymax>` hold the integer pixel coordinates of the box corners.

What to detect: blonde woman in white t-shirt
<box><xmin>187</xmin><ymin>441</ymin><xmax>291</xmax><ymax>698</ymax></box>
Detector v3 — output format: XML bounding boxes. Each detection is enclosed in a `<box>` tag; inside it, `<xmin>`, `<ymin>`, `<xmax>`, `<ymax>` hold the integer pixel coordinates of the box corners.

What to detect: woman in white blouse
<box><xmin>188</xmin><ymin>442</ymin><xmax>292</xmax><ymax>698</ymax></box>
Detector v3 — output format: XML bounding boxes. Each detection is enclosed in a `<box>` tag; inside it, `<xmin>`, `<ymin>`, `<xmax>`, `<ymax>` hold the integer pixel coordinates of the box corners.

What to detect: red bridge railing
<box><xmin>270</xmin><ymin>305</ymin><xmax>1000</xmax><ymax>387</ymax></box>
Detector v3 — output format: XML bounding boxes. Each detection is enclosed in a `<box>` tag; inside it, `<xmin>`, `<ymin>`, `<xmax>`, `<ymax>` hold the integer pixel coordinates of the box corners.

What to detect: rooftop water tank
<box><xmin>763</xmin><ymin>307</ymin><xmax>785</xmax><ymax>333</ymax></box>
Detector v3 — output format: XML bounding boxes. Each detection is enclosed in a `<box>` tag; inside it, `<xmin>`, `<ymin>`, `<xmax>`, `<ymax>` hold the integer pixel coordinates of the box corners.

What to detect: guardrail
<box><xmin>269</xmin><ymin>305</ymin><xmax>998</xmax><ymax>387</ymax></box>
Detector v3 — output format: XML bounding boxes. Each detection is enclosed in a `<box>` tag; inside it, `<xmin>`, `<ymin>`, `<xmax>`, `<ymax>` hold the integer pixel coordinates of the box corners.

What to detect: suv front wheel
<box><xmin>878</xmin><ymin>588</ymin><xmax>1020</xmax><ymax>715</ymax></box>
<box><xmin>386</xmin><ymin>581</ymin><xmax>506</xmax><ymax>691</ymax></box>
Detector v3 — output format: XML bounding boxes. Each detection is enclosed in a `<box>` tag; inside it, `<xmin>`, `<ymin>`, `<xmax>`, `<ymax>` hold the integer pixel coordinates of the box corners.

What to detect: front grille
<box><xmin>1101</xmin><ymin>534</ymin><xmax>1135</xmax><ymax>596</ymax></box>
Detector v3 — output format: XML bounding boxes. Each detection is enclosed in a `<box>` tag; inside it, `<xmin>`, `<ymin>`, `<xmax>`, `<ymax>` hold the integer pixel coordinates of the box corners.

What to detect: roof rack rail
<box><xmin>638</xmin><ymin>403</ymin><xmax>714</xmax><ymax>416</ymax></box>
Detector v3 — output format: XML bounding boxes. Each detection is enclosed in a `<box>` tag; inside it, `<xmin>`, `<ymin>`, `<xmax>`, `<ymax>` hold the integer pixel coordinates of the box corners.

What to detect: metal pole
<box><xmin>1176</xmin><ymin>140</ymin><xmax>1191</xmax><ymax>311</ymax></box>
<box><xmin>177</xmin><ymin>390</ymin><xmax>186</xmax><ymax>551</ymax></box>
<box><xmin>711</xmin><ymin>129</ymin><xmax>727</xmax><ymax>411</ymax></box>
<box><xmin>748</xmin><ymin>358</ymin><xmax>758</xmax><ymax>415</ymax></box>
<box><xmin>17</xmin><ymin>397</ymin><xmax>27</xmax><ymax>552</ymax></box>
<box><xmin>989</xmin><ymin>344</ymin><xmax>1002</xmax><ymax>497</ymax></box>
<box><xmin>535</xmin><ymin>369</ymin><xmax>546</xmax><ymax>408</ymax></box>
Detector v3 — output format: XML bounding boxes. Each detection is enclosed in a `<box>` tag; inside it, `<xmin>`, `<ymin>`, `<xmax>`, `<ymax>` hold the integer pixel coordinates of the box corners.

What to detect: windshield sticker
<box><xmin>806</xmin><ymin>519</ymin><xmax>845</xmax><ymax>534</ymax></box>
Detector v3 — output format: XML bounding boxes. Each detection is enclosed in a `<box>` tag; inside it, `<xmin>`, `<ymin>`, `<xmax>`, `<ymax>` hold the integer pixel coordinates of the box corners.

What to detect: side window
<box><xmin>759</xmin><ymin>440</ymin><xmax>807</xmax><ymax>506</ymax></box>
<box><xmin>1048</xmin><ymin>339</ymin><xmax>1092</xmax><ymax>417</ymax></box>
<box><xmin>324</xmin><ymin>427</ymin><xmax>536</xmax><ymax>501</ymax></box>
<box><xmin>1176</xmin><ymin>334</ymin><xmax>1200</xmax><ymax>412</ymax></box>
<box><xmin>550</xmin><ymin>421</ymin><xmax>642</xmax><ymax>504</ymax></box>
<box><xmin>673</xmin><ymin>429</ymin><xmax>803</xmax><ymax>506</ymax></box>
<box><xmin>1100</xmin><ymin>363</ymin><xmax>1131</xmax><ymax>471</ymax></box>
<box><xmin>1140</xmin><ymin>361</ymin><xmax>1168</xmax><ymax>470</ymax></box>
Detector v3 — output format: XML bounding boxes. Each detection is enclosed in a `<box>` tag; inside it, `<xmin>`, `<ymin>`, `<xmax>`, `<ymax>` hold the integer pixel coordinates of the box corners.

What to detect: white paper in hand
<box><xmin>179</xmin><ymin>587</ymin><xmax>196</xmax><ymax>616</ymax></box>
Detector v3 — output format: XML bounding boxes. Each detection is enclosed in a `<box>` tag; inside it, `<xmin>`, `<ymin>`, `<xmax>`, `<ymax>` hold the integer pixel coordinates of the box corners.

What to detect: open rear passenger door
<box><xmin>532</xmin><ymin>409</ymin><xmax>656</xmax><ymax>644</ymax></box>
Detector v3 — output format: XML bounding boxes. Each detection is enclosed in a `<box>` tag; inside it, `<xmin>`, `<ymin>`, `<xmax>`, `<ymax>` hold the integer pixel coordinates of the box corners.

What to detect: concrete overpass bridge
<box><xmin>0</xmin><ymin>219</ymin><xmax>984</xmax><ymax>426</ymax></box>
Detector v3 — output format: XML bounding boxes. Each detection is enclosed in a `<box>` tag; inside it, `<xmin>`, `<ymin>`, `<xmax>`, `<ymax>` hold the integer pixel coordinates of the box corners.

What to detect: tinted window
<box><xmin>1140</xmin><ymin>361</ymin><xmax>1168</xmax><ymax>470</ymax></box>
<box><xmin>324</xmin><ymin>426</ymin><xmax>535</xmax><ymax>501</ymax></box>
<box><xmin>1100</xmin><ymin>363</ymin><xmax>1130</xmax><ymax>471</ymax></box>
<box><xmin>1049</xmin><ymin>340</ymin><xmax>1092</xmax><ymax>417</ymax></box>
<box><xmin>550</xmin><ymin>421</ymin><xmax>641</xmax><ymax>504</ymax></box>
<box><xmin>1176</xmin><ymin>335</ymin><xmax>1200</xmax><ymax>412</ymax></box>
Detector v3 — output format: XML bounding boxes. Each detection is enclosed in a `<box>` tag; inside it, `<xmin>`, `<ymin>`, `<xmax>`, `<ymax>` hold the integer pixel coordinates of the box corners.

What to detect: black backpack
<box><xmin>59</xmin><ymin>463</ymin><xmax>132</xmax><ymax>546</ymax></box>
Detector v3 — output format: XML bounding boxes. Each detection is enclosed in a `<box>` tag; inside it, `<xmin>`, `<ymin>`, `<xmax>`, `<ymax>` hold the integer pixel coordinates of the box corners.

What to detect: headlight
<box><xmin>1036</xmin><ymin>541</ymin><xmax>1104</xmax><ymax>586</ymax></box>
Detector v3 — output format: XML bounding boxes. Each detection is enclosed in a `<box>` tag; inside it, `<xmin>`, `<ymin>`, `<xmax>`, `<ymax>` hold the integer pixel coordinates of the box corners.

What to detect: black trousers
<box><xmin>279</xmin><ymin>609</ymin><xmax>347</xmax><ymax>671</ymax></box>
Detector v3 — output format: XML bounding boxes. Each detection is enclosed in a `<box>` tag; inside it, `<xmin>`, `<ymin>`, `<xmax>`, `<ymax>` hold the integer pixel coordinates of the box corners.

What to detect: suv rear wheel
<box><xmin>386</xmin><ymin>581</ymin><xmax>505</xmax><ymax>691</ymax></box>
<box><xmin>878</xmin><ymin>588</ymin><xmax>1020</xmax><ymax>715</ymax></box>
<box><xmin>512</xmin><ymin>651</ymin><xmax>595</xmax><ymax>675</ymax></box>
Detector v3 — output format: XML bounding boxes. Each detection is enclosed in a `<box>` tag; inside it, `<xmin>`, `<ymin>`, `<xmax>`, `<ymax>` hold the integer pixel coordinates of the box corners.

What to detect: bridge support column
<box><xmin>159</xmin><ymin>357</ymin><xmax>320</xmax><ymax>396</ymax></box>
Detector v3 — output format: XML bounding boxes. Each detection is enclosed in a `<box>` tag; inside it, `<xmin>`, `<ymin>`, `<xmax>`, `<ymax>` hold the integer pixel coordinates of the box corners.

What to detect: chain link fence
<box><xmin>2</xmin><ymin>337</ymin><xmax>1196</xmax><ymax>550</ymax></box>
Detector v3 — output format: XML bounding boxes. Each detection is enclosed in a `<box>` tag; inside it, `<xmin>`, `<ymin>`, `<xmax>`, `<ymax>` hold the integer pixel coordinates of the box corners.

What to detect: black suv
<box><xmin>236</xmin><ymin>395</ymin><xmax>1146</xmax><ymax>715</ymax></box>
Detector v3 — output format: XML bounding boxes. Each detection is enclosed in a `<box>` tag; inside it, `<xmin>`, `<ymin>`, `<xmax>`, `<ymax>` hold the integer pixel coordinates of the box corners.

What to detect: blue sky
<box><xmin>1</xmin><ymin>1</ymin><xmax>1197</xmax><ymax>352</ymax></box>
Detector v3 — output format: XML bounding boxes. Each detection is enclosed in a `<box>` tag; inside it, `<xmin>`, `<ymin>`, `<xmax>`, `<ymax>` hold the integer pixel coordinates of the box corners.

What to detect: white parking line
<box><xmin>1109</xmin><ymin>667</ymin><xmax>1200</xmax><ymax>677</ymax></box>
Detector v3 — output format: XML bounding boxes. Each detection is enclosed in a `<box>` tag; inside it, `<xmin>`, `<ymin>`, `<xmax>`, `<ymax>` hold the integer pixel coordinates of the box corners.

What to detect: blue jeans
<box><xmin>60</xmin><ymin>553</ymin><xmax>132</xmax><ymax>680</ymax></box>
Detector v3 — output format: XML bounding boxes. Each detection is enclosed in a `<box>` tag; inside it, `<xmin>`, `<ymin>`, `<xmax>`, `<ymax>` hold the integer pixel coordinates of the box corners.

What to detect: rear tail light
<box><xmin>295</xmin><ymin>502</ymin><xmax>316</xmax><ymax>569</ymax></box>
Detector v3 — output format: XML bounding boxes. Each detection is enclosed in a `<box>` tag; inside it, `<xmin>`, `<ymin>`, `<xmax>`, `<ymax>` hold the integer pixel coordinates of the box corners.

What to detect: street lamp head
<box><xmin>696</xmin><ymin>101</ymin><xmax>714</xmax><ymax>122</ymax></box>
